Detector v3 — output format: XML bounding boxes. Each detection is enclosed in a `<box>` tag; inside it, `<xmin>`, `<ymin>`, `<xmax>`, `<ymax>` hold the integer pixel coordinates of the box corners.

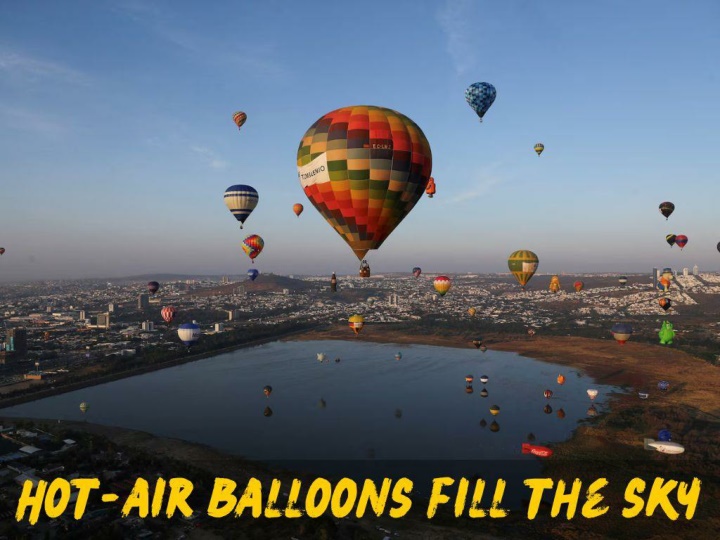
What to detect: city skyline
<box><xmin>1</xmin><ymin>1</ymin><xmax>719</xmax><ymax>282</ymax></box>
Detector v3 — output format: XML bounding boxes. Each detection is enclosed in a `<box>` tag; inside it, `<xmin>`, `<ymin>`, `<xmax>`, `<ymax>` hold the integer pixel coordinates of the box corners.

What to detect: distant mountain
<box><xmin>188</xmin><ymin>274</ymin><xmax>315</xmax><ymax>297</ymax></box>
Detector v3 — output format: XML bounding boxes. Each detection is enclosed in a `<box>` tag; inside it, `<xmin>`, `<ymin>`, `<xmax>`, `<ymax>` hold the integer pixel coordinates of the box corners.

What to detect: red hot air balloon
<box><xmin>0</xmin><ymin>248</ymin><xmax>5</xmax><ymax>255</ymax></box>
<box><xmin>161</xmin><ymin>306</ymin><xmax>176</xmax><ymax>324</ymax></box>
<box><xmin>544</xmin><ymin>390</ymin><xmax>553</xmax><ymax>399</ymax></box>
<box><xmin>675</xmin><ymin>235</ymin><xmax>688</xmax><ymax>250</ymax></box>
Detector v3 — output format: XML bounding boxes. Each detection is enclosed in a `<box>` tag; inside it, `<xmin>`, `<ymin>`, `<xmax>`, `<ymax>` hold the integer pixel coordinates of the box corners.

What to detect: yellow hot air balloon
<box><xmin>549</xmin><ymin>275</ymin><xmax>561</xmax><ymax>293</ymax></box>
<box><xmin>489</xmin><ymin>405</ymin><xmax>500</xmax><ymax>416</ymax></box>
<box><xmin>508</xmin><ymin>250</ymin><xmax>539</xmax><ymax>288</ymax></box>
<box><xmin>297</xmin><ymin>106</ymin><xmax>432</xmax><ymax>261</ymax></box>
<box><xmin>348</xmin><ymin>314</ymin><xmax>365</xmax><ymax>336</ymax></box>
<box><xmin>534</xmin><ymin>143</ymin><xmax>544</xmax><ymax>156</ymax></box>
<box><xmin>467</xmin><ymin>307</ymin><xmax>476</xmax><ymax>317</ymax></box>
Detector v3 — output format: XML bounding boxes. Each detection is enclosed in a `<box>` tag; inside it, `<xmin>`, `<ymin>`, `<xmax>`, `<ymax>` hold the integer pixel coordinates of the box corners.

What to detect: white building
<box><xmin>141</xmin><ymin>321</ymin><xmax>155</xmax><ymax>332</ymax></box>
<box><xmin>683</xmin><ymin>268</ymin><xmax>689</xmax><ymax>277</ymax></box>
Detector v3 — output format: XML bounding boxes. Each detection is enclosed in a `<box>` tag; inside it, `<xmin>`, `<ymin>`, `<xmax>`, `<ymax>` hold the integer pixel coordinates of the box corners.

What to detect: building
<box><xmin>388</xmin><ymin>293</ymin><xmax>399</xmax><ymax>307</ymax></box>
<box><xmin>0</xmin><ymin>328</ymin><xmax>27</xmax><ymax>363</ymax></box>
<box><xmin>141</xmin><ymin>321</ymin><xmax>155</xmax><ymax>332</ymax></box>
<box><xmin>227</xmin><ymin>310</ymin><xmax>236</xmax><ymax>321</ymax></box>
<box><xmin>234</xmin><ymin>286</ymin><xmax>246</xmax><ymax>296</ymax></box>
<box><xmin>138</xmin><ymin>294</ymin><xmax>149</xmax><ymax>310</ymax></box>
<box><xmin>214</xmin><ymin>323</ymin><xmax>224</xmax><ymax>333</ymax></box>
<box><xmin>79</xmin><ymin>310</ymin><xmax>86</xmax><ymax>321</ymax></box>
<box><xmin>683</xmin><ymin>268</ymin><xmax>689</xmax><ymax>277</ymax></box>
<box><xmin>693</xmin><ymin>265</ymin><xmax>699</xmax><ymax>276</ymax></box>
<box><xmin>652</xmin><ymin>267</ymin><xmax>658</xmax><ymax>288</ymax></box>
<box><xmin>97</xmin><ymin>313</ymin><xmax>110</xmax><ymax>329</ymax></box>
<box><xmin>108</xmin><ymin>303</ymin><xmax>115</xmax><ymax>313</ymax></box>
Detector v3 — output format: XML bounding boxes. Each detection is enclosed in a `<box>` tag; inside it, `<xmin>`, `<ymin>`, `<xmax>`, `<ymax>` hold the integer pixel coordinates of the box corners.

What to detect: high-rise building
<box><xmin>683</xmin><ymin>268</ymin><xmax>689</xmax><ymax>277</ymax></box>
<box><xmin>2</xmin><ymin>329</ymin><xmax>28</xmax><ymax>363</ymax></box>
<box><xmin>141</xmin><ymin>321</ymin><xmax>155</xmax><ymax>332</ymax></box>
<box><xmin>234</xmin><ymin>285</ymin><xmax>246</xmax><ymax>296</ymax></box>
<box><xmin>331</xmin><ymin>273</ymin><xmax>337</xmax><ymax>292</ymax></box>
<box><xmin>108</xmin><ymin>303</ymin><xmax>115</xmax><ymax>313</ymax></box>
<box><xmin>693</xmin><ymin>265</ymin><xmax>699</xmax><ymax>276</ymax></box>
<box><xmin>214</xmin><ymin>323</ymin><xmax>224</xmax><ymax>332</ymax></box>
<box><xmin>79</xmin><ymin>310</ymin><xmax>87</xmax><ymax>321</ymax></box>
<box><xmin>388</xmin><ymin>293</ymin><xmax>399</xmax><ymax>307</ymax></box>
<box><xmin>228</xmin><ymin>310</ymin><xmax>236</xmax><ymax>321</ymax></box>
<box><xmin>97</xmin><ymin>313</ymin><xmax>111</xmax><ymax>329</ymax></box>
<box><xmin>138</xmin><ymin>294</ymin><xmax>149</xmax><ymax>310</ymax></box>
<box><xmin>652</xmin><ymin>267</ymin><xmax>658</xmax><ymax>288</ymax></box>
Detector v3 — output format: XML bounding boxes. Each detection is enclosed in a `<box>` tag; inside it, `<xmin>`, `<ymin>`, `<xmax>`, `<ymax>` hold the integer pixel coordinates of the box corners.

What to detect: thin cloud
<box><xmin>446</xmin><ymin>174</ymin><xmax>504</xmax><ymax>204</ymax></box>
<box><xmin>436</xmin><ymin>0</ymin><xmax>476</xmax><ymax>76</ymax></box>
<box><xmin>0</xmin><ymin>48</ymin><xmax>89</xmax><ymax>85</ymax></box>
<box><xmin>191</xmin><ymin>145</ymin><xmax>228</xmax><ymax>170</ymax></box>
<box><xmin>0</xmin><ymin>106</ymin><xmax>66</xmax><ymax>137</ymax></box>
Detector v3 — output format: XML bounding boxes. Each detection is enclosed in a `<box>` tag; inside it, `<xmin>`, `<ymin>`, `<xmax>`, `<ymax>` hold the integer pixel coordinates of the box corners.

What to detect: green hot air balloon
<box><xmin>508</xmin><ymin>250</ymin><xmax>539</xmax><ymax>289</ymax></box>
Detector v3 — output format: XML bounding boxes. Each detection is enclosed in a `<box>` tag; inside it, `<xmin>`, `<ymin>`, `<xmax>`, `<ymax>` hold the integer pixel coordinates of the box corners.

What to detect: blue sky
<box><xmin>1</xmin><ymin>0</ymin><xmax>719</xmax><ymax>281</ymax></box>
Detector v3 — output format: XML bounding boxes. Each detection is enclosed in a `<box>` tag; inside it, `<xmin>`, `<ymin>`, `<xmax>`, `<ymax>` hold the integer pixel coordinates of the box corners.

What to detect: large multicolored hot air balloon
<box><xmin>178</xmin><ymin>323</ymin><xmax>201</xmax><ymax>350</ymax></box>
<box><xmin>297</xmin><ymin>106</ymin><xmax>432</xmax><ymax>261</ymax></box>
<box><xmin>611</xmin><ymin>323</ymin><xmax>633</xmax><ymax>344</ymax></box>
<box><xmin>147</xmin><ymin>281</ymin><xmax>159</xmax><ymax>295</ymax></box>
<box><xmin>662</xmin><ymin>268</ymin><xmax>673</xmax><ymax>281</ymax></box>
<box><xmin>657</xmin><ymin>277</ymin><xmax>671</xmax><ymax>292</ymax></box>
<box><xmin>161</xmin><ymin>306</ymin><xmax>176</xmax><ymax>324</ymax></box>
<box><xmin>224</xmin><ymin>185</ymin><xmax>258</xmax><ymax>229</ymax></box>
<box><xmin>549</xmin><ymin>275</ymin><xmax>561</xmax><ymax>293</ymax></box>
<box><xmin>425</xmin><ymin>177</ymin><xmax>436</xmax><ymax>198</ymax></box>
<box><xmin>293</xmin><ymin>203</ymin><xmax>304</xmax><ymax>217</ymax></box>
<box><xmin>659</xmin><ymin>298</ymin><xmax>671</xmax><ymax>312</ymax></box>
<box><xmin>242</xmin><ymin>234</ymin><xmax>264</xmax><ymax>262</ymax></box>
<box><xmin>232</xmin><ymin>111</ymin><xmax>247</xmax><ymax>130</ymax></box>
<box><xmin>434</xmin><ymin>276</ymin><xmax>452</xmax><ymax>296</ymax></box>
<box><xmin>659</xmin><ymin>202</ymin><xmax>675</xmax><ymax>220</ymax></box>
<box><xmin>574</xmin><ymin>280</ymin><xmax>584</xmax><ymax>292</ymax></box>
<box><xmin>666</xmin><ymin>234</ymin><xmax>676</xmax><ymax>248</ymax></box>
<box><xmin>675</xmin><ymin>235</ymin><xmax>688</xmax><ymax>250</ymax></box>
<box><xmin>247</xmin><ymin>269</ymin><xmax>259</xmax><ymax>281</ymax></box>
<box><xmin>508</xmin><ymin>250</ymin><xmax>539</xmax><ymax>289</ymax></box>
<box><xmin>412</xmin><ymin>266</ymin><xmax>422</xmax><ymax>278</ymax></box>
<box><xmin>348</xmin><ymin>314</ymin><xmax>365</xmax><ymax>336</ymax></box>
<box><xmin>465</xmin><ymin>82</ymin><xmax>496</xmax><ymax>122</ymax></box>
<box><xmin>534</xmin><ymin>143</ymin><xmax>544</xmax><ymax>156</ymax></box>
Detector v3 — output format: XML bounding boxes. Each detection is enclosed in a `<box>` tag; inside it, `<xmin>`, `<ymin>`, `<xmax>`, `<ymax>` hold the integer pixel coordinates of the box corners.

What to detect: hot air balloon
<box><xmin>657</xmin><ymin>277</ymin><xmax>671</xmax><ymax>292</ymax></box>
<box><xmin>79</xmin><ymin>402</ymin><xmax>89</xmax><ymax>413</ymax></box>
<box><xmin>658</xmin><ymin>429</ymin><xmax>672</xmax><ymax>442</ymax></box>
<box><xmin>224</xmin><ymin>185</ymin><xmax>258</xmax><ymax>229</ymax></box>
<box><xmin>263</xmin><ymin>385</ymin><xmax>272</xmax><ymax>397</ymax></box>
<box><xmin>658</xmin><ymin>320</ymin><xmax>675</xmax><ymax>345</ymax></box>
<box><xmin>434</xmin><ymin>276</ymin><xmax>452</xmax><ymax>296</ymax></box>
<box><xmin>316</xmin><ymin>353</ymin><xmax>327</xmax><ymax>362</ymax></box>
<box><xmin>425</xmin><ymin>177</ymin><xmax>436</xmax><ymax>198</ymax></box>
<box><xmin>557</xmin><ymin>408</ymin><xmax>566</xmax><ymax>419</ymax></box>
<box><xmin>247</xmin><ymin>269</ymin><xmax>259</xmax><ymax>281</ymax></box>
<box><xmin>466</xmin><ymin>386</ymin><xmax>474</xmax><ymax>394</ymax></box>
<box><xmin>489</xmin><ymin>405</ymin><xmax>500</xmax><ymax>416</ymax></box>
<box><xmin>666</xmin><ymin>234</ymin><xmax>676</xmax><ymax>248</ymax></box>
<box><xmin>675</xmin><ymin>235</ymin><xmax>688</xmax><ymax>250</ymax></box>
<box><xmin>412</xmin><ymin>267</ymin><xmax>422</xmax><ymax>278</ymax></box>
<box><xmin>395</xmin><ymin>409</ymin><xmax>402</xmax><ymax>419</ymax></box>
<box><xmin>0</xmin><ymin>248</ymin><xmax>5</xmax><ymax>255</ymax></box>
<box><xmin>472</xmin><ymin>339</ymin><xmax>482</xmax><ymax>349</ymax></box>
<box><xmin>293</xmin><ymin>203</ymin><xmax>304</xmax><ymax>217</ymax></box>
<box><xmin>468</xmin><ymin>307</ymin><xmax>477</xmax><ymax>317</ymax></box>
<box><xmin>534</xmin><ymin>143</ymin><xmax>544</xmax><ymax>156</ymax></box>
<box><xmin>527</xmin><ymin>328</ymin><xmax>536</xmax><ymax>337</ymax></box>
<box><xmin>587</xmin><ymin>389</ymin><xmax>599</xmax><ymax>401</ymax></box>
<box><xmin>659</xmin><ymin>298</ymin><xmax>671</xmax><ymax>312</ymax></box>
<box><xmin>319</xmin><ymin>398</ymin><xmax>327</xmax><ymax>409</ymax></box>
<box><xmin>586</xmin><ymin>405</ymin><xmax>598</xmax><ymax>417</ymax></box>
<box><xmin>297</xmin><ymin>106</ymin><xmax>432</xmax><ymax>262</ymax></box>
<box><xmin>334</xmin><ymin>357</ymin><xmax>341</xmax><ymax>363</ymax></box>
<box><xmin>508</xmin><ymin>250</ymin><xmax>539</xmax><ymax>289</ymax></box>
<box><xmin>232</xmin><ymin>111</ymin><xmax>247</xmax><ymax>130</ymax></box>
<box><xmin>480</xmin><ymin>388</ymin><xmax>488</xmax><ymax>398</ymax></box>
<box><xmin>658</xmin><ymin>380</ymin><xmax>670</xmax><ymax>391</ymax></box>
<box><xmin>359</xmin><ymin>260</ymin><xmax>371</xmax><ymax>278</ymax></box>
<box><xmin>330</xmin><ymin>272</ymin><xmax>337</xmax><ymax>292</ymax></box>
<box><xmin>574</xmin><ymin>281</ymin><xmax>584</xmax><ymax>292</ymax></box>
<box><xmin>659</xmin><ymin>202</ymin><xmax>674</xmax><ymax>220</ymax></box>
<box><xmin>465</xmin><ymin>375</ymin><xmax>474</xmax><ymax>385</ymax></box>
<box><xmin>241</xmin><ymin>234</ymin><xmax>264</xmax><ymax>263</ymax></box>
<box><xmin>611</xmin><ymin>323</ymin><xmax>633</xmax><ymax>344</ymax></box>
<box><xmin>549</xmin><ymin>275</ymin><xmax>561</xmax><ymax>293</ymax></box>
<box><xmin>349</xmin><ymin>314</ymin><xmax>364</xmax><ymax>336</ymax></box>
<box><xmin>480</xmin><ymin>345</ymin><xmax>488</xmax><ymax>353</ymax></box>
<box><xmin>263</xmin><ymin>406</ymin><xmax>273</xmax><ymax>417</ymax></box>
<box><xmin>662</xmin><ymin>268</ymin><xmax>673</xmax><ymax>281</ymax></box>
<box><xmin>178</xmin><ymin>323</ymin><xmax>201</xmax><ymax>350</ymax></box>
<box><xmin>544</xmin><ymin>390</ymin><xmax>553</xmax><ymax>399</ymax></box>
<box><xmin>465</xmin><ymin>82</ymin><xmax>496</xmax><ymax>122</ymax></box>
<box><xmin>147</xmin><ymin>281</ymin><xmax>159</xmax><ymax>295</ymax></box>
<box><xmin>479</xmin><ymin>419</ymin><xmax>488</xmax><ymax>428</ymax></box>
<box><xmin>717</xmin><ymin>242</ymin><xmax>720</xmax><ymax>253</ymax></box>
<box><xmin>161</xmin><ymin>306</ymin><xmax>176</xmax><ymax>324</ymax></box>
<box><xmin>395</xmin><ymin>352</ymin><xmax>402</xmax><ymax>361</ymax></box>
<box><xmin>557</xmin><ymin>374</ymin><xmax>565</xmax><ymax>385</ymax></box>
<box><xmin>618</xmin><ymin>276</ymin><xmax>628</xmax><ymax>286</ymax></box>
<box><xmin>479</xmin><ymin>375</ymin><xmax>489</xmax><ymax>384</ymax></box>
<box><xmin>543</xmin><ymin>405</ymin><xmax>553</xmax><ymax>414</ymax></box>
<box><xmin>490</xmin><ymin>421</ymin><xmax>500</xmax><ymax>432</ymax></box>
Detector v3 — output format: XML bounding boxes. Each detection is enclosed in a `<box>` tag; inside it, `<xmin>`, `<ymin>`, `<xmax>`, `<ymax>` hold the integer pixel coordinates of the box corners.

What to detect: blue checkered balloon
<box><xmin>465</xmin><ymin>82</ymin><xmax>496</xmax><ymax>122</ymax></box>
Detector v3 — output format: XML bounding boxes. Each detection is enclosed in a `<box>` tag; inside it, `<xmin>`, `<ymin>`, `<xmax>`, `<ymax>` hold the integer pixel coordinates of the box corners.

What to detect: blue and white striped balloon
<box><xmin>178</xmin><ymin>323</ymin><xmax>201</xmax><ymax>348</ymax></box>
<box><xmin>465</xmin><ymin>82</ymin><xmax>497</xmax><ymax>122</ymax></box>
<box><xmin>224</xmin><ymin>185</ymin><xmax>258</xmax><ymax>229</ymax></box>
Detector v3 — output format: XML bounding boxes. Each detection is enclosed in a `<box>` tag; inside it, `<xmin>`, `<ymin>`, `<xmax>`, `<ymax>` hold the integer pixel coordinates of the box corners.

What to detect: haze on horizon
<box><xmin>1</xmin><ymin>0</ymin><xmax>719</xmax><ymax>283</ymax></box>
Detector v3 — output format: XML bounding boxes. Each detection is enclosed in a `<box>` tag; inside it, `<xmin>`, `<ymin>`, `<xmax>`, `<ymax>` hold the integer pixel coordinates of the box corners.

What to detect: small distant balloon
<box><xmin>557</xmin><ymin>408</ymin><xmax>566</xmax><ymax>419</ymax></box>
<box><xmin>658</xmin><ymin>429</ymin><xmax>672</xmax><ymax>442</ymax></box>
<box><xmin>574</xmin><ymin>281</ymin><xmax>584</xmax><ymax>292</ymax></box>
<box><xmin>666</xmin><ymin>234</ymin><xmax>676</xmax><ymax>248</ymax></box>
<box><xmin>587</xmin><ymin>389</ymin><xmax>599</xmax><ymax>401</ymax></box>
<box><xmin>412</xmin><ymin>267</ymin><xmax>422</xmax><ymax>278</ymax></box>
<box><xmin>395</xmin><ymin>352</ymin><xmax>402</xmax><ymax>361</ymax></box>
<box><xmin>161</xmin><ymin>306</ymin><xmax>176</xmax><ymax>324</ymax></box>
<box><xmin>263</xmin><ymin>406</ymin><xmax>273</xmax><ymax>417</ymax></box>
<box><xmin>675</xmin><ymin>235</ymin><xmax>688</xmax><ymax>250</ymax></box>
<box><xmin>79</xmin><ymin>402</ymin><xmax>89</xmax><ymax>413</ymax></box>
<box><xmin>232</xmin><ymin>111</ymin><xmax>247</xmax><ymax>130</ymax></box>
<box><xmin>147</xmin><ymin>281</ymin><xmax>159</xmax><ymax>295</ymax></box>
<box><xmin>263</xmin><ymin>385</ymin><xmax>272</xmax><ymax>397</ymax></box>
<box><xmin>178</xmin><ymin>323</ymin><xmax>201</xmax><ymax>350</ymax></box>
<box><xmin>480</xmin><ymin>388</ymin><xmax>489</xmax><ymax>398</ymax></box>
<box><xmin>557</xmin><ymin>374</ymin><xmax>565</xmax><ymax>385</ymax></box>
<box><xmin>587</xmin><ymin>405</ymin><xmax>598</xmax><ymax>417</ymax></box>
<box><xmin>489</xmin><ymin>405</ymin><xmax>500</xmax><ymax>416</ymax></box>
<box><xmin>658</xmin><ymin>380</ymin><xmax>670</xmax><ymax>391</ymax></box>
<box><xmin>659</xmin><ymin>298</ymin><xmax>672</xmax><ymax>312</ymax></box>
<box><xmin>348</xmin><ymin>314</ymin><xmax>365</xmax><ymax>336</ymax></box>
<box><xmin>0</xmin><ymin>248</ymin><xmax>5</xmax><ymax>255</ymax></box>
<box><xmin>241</xmin><ymin>234</ymin><xmax>264</xmax><ymax>262</ymax></box>
<box><xmin>467</xmin><ymin>307</ymin><xmax>477</xmax><ymax>317</ymax></box>
<box><xmin>544</xmin><ymin>390</ymin><xmax>553</xmax><ymax>399</ymax></box>
<box><xmin>490</xmin><ymin>421</ymin><xmax>500</xmax><ymax>432</ymax></box>
<box><xmin>543</xmin><ymin>404</ymin><xmax>553</xmax><ymax>414</ymax></box>
<box><xmin>611</xmin><ymin>322</ymin><xmax>633</xmax><ymax>344</ymax></box>
<box><xmin>618</xmin><ymin>276</ymin><xmax>628</xmax><ymax>286</ymax></box>
<box><xmin>465</xmin><ymin>82</ymin><xmax>496</xmax><ymax>122</ymax></box>
<box><xmin>479</xmin><ymin>375</ymin><xmax>489</xmax><ymax>384</ymax></box>
<box><xmin>534</xmin><ymin>143</ymin><xmax>544</xmax><ymax>156</ymax></box>
<box><xmin>465</xmin><ymin>375</ymin><xmax>474</xmax><ymax>385</ymax></box>
<box><xmin>425</xmin><ymin>176</ymin><xmax>436</xmax><ymax>198</ymax></box>
<box><xmin>659</xmin><ymin>202</ymin><xmax>675</xmax><ymax>220</ymax></box>
<box><xmin>293</xmin><ymin>203</ymin><xmax>304</xmax><ymax>217</ymax></box>
<box><xmin>247</xmin><ymin>269</ymin><xmax>259</xmax><ymax>281</ymax></box>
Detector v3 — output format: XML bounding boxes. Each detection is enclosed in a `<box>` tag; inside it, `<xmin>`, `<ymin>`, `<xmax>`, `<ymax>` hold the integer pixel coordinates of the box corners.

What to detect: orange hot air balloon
<box><xmin>574</xmin><ymin>280</ymin><xmax>584</xmax><ymax>292</ymax></box>
<box><xmin>557</xmin><ymin>374</ymin><xmax>565</xmax><ymax>385</ymax></box>
<box><xmin>232</xmin><ymin>111</ymin><xmax>247</xmax><ymax>130</ymax></box>
<box><xmin>293</xmin><ymin>203</ymin><xmax>304</xmax><ymax>217</ymax></box>
<box><xmin>425</xmin><ymin>177</ymin><xmax>436</xmax><ymax>198</ymax></box>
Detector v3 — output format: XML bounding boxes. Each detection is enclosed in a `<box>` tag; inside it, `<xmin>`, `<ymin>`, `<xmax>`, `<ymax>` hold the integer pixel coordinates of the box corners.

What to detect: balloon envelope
<box><xmin>293</xmin><ymin>203</ymin><xmax>304</xmax><ymax>217</ymax></box>
<box><xmin>675</xmin><ymin>235</ymin><xmax>688</xmax><ymax>249</ymax></box>
<box><xmin>412</xmin><ymin>267</ymin><xmax>422</xmax><ymax>278</ymax></box>
<box><xmin>147</xmin><ymin>281</ymin><xmax>159</xmax><ymax>294</ymax></box>
<box><xmin>224</xmin><ymin>185</ymin><xmax>258</xmax><ymax>228</ymax></box>
<box><xmin>573</xmin><ymin>281</ymin><xmax>584</xmax><ymax>292</ymax></box>
<box><xmin>161</xmin><ymin>306</ymin><xmax>176</xmax><ymax>324</ymax></box>
<box><xmin>178</xmin><ymin>323</ymin><xmax>201</xmax><ymax>348</ymax></box>
<box><xmin>534</xmin><ymin>143</ymin><xmax>544</xmax><ymax>156</ymax></box>
<box><xmin>247</xmin><ymin>269</ymin><xmax>259</xmax><ymax>281</ymax></box>
<box><xmin>465</xmin><ymin>82</ymin><xmax>496</xmax><ymax>121</ymax></box>
<box><xmin>508</xmin><ymin>250</ymin><xmax>539</xmax><ymax>288</ymax></box>
<box><xmin>242</xmin><ymin>235</ymin><xmax>264</xmax><ymax>261</ymax></box>
<box><xmin>434</xmin><ymin>276</ymin><xmax>452</xmax><ymax>296</ymax></box>
<box><xmin>348</xmin><ymin>314</ymin><xmax>365</xmax><ymax>335</ymax></box>
<box><xmin>659</xmin><ymin>201</ymin><xmax>674</xmax><ymax>219</ymax></box>
<box><xmin>666</xmin><ymin>234</ymin><xmax>676</xmax><ymax>247</ymax></box>
<box><xmin>232</xmin><ymin>111</ymin><xmax>247</xmax><ymax>129</ymax></box>
<box><xmin>0</xmin><ymin>248</ymin><xmax>5</xmax><ymax>255</ymax></box>
<box><xmin>611</xmin><ymin>323</ymin><xmax>633</xmax><ymax>344</ymax></box>
<box><xmin>297</xmin><ymin>106</ymin><xmax>432</xmax><ymax>261</ymax></box>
